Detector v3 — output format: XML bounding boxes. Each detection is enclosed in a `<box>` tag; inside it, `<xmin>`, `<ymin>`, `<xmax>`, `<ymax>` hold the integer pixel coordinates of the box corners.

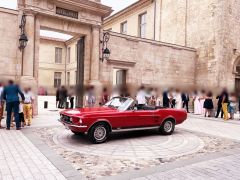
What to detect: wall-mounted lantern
<box><xmin>19</xmin><ymin>14</ymin><xmax>28</xmax><ymax>51</ymax></box>
<box><xmin>100</xmin><ymin>32</ymin><xmax>110</xmax><ymax>62</ymax></box>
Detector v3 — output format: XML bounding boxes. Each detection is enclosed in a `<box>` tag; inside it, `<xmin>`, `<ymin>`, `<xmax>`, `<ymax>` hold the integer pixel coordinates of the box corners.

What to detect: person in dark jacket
<box><xmin>215</xmin><ymin>94</ymin><xmax>223</xmax><ymax>118</ymax></box>
<box><xmin>182</xmin><ymin>92</ymin><xmax>190</xmax><ymax>113</ymax></box>
<box><xmin>163</xmin><ymin>90</ymin><xmax>170</xmax><ymax>108</ymax></box>
<box><xmin>2</xmin><ymin>80</ymin><xmax>25</xmax><ymax>130</ymax></box>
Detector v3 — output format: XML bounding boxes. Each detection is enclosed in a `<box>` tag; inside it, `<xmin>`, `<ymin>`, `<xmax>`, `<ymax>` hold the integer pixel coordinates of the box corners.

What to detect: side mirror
<box><xmin>133</xmin><ymin>107</ymin><xmax>138</xmax><ymax>111</ymax></box>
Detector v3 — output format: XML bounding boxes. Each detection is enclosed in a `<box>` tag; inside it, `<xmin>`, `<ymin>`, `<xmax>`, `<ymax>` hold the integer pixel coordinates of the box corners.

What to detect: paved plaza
<box><xmin>0</xmin><ymin>103</ymin><xmax>240</xmax><ymax>179</ymax></box>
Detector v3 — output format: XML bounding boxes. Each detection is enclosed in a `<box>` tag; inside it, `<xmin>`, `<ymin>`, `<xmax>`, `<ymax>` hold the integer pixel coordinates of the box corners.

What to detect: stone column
<box><xmin>22</xmin><ymin>12</ymin><xmax>35</xmax><ymax>77</ymax></box>
<box><xmin>20</xmin><ymin>11</ymin><xmax>38</xmax><ymax>115</ymax></box>
<box><xmin>90</xmin><ymin>26</ymin><xmax>100</xmax><ymax>84</ymax></box>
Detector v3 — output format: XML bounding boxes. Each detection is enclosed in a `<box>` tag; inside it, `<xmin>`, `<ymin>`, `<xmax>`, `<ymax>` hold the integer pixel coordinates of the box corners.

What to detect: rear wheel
<box><xmin>159</xmin><ymin>119</ymin><xmax>175</xmax><ymax>135</ymax></box>
<box><xmin>71</xmin><ymin>131</ymin><xmax>85</xmax><ymax>136</ymax></box>
<box><xmin>88</xmin><ymin>122</ymin><xmax>110</xmax><ymax>144</ymax></box>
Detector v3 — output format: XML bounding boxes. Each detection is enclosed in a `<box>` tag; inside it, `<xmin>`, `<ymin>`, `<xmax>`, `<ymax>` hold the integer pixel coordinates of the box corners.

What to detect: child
<box><xmin>19</xmin><ymin>101</ymin><xmax>25</xmax><ymax>128</ymax></box>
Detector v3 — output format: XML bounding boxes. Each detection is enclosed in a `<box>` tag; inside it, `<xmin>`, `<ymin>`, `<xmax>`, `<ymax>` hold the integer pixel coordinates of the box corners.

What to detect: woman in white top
<box><xmin>175</xmin><ymin>89</ymin><xmax>182</xmax><ymax>109</ymax></box>
<box><xmin>193</xmin><ymin>91</ymin><xmax>202</xmax><ymax>115</ymax></box>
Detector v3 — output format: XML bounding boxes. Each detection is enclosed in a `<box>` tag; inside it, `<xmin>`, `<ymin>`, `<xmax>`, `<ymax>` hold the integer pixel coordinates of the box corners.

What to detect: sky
<box><xmin>0</xmin><ymin>0</ymin><xmax>137</xmax><ymax>40</ymax></box>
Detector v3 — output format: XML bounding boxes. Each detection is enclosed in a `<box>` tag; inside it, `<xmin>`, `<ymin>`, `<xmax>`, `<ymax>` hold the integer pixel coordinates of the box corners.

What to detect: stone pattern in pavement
<box><xmin>33</xmin><ymin>126</ymin><xmax>239</xmax><ymax>180</ymax></box>
<box><xmin>0</xmin><ymin>129</ymin><xmax>66</xmax><ymax>180</ymax></box>
<box><xmin>133</xmin><ymin>153</ymin><xmax>240</xmax><ymax>180</ymax></box>
<box><xmin>53</xmin><ymin>129</ymin><xmax>204</xmax><ymax>159</ymax></box>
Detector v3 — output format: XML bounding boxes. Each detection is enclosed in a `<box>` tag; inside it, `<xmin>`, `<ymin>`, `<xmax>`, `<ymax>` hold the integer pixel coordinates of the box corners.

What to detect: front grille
<box><xmin>61</xmin><ymin>115</ymin><xmax>72</xmax><ymax>124</ymax></box>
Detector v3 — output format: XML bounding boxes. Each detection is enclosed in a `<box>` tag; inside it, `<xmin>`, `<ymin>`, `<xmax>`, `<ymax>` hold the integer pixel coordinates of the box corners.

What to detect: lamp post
<box><xmin>100</xmin><ymin>32</ymin><xmax>110</xmax><ymax>62</ymax></box>
<box><xmin>19</xmin><ymin>14</ymin><xmax>28</xmax><ymax>51</ymax></box>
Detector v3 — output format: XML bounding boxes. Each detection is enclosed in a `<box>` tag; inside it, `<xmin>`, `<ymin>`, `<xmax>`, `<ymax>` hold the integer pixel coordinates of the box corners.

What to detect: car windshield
<box><xmin>104</xmin><ymin>97</ymin><xmax>134</xmax><ymax>111</ymax></box>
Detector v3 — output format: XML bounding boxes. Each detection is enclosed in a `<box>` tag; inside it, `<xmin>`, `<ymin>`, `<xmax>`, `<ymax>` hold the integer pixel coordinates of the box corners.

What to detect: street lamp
<box><xmin>19</xmin><ymin>14</ymin><xmax>28</xmax><ymax>51</ymax></box>
<box><xmin>100</xmin><ymin>32</ymin><xmax>111</xmax><ymax>62</ymax></box>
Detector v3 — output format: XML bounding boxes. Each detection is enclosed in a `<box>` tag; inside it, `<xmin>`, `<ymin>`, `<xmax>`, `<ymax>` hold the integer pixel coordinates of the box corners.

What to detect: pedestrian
<box><xmin>19</xmin><ymin>100</ymin><xmax>25</xmax><ymax>128</ymax></box>
<box><xmin>56</xmin><ymin>87</ymin><xmax>60</xmax><ymax>108</ymax></box>
<box><xmin>101</xmin><ymin>87</ymin><xmax>109</xmax><ymax>105</ymax></box>
<box><xmin>182</xmin><ymin>91</ymin><xmax>190</xmax><ymax>113</ymax></box>
<box><xmin>59</xmin><ymin>86</ymin><xmax>67</xmax><ymax>109</ymax></box>
<box><xmin>68</xmin><ymin>86</ymin><xmax>75</xmax><ymax>109</ymax></box>
<box><xmin>0</xmin><ymin>82</ymin><xmax>4</xmax><ymax>128</ymax></box>
<box><xmin>175</xmin><ymin>89</ymin><xmax>182</xmax><ymax>109</ymax></box>
<box><xmin>85</xmin><ymin>86</ymin><xmax>96</xmax><ymax>108</ymax></box>
<box><xmin>162</xmin><ymin>90</ymin><xmax>170</xmax><ymax>108</ymax></box>
<box><xmin>136</xmin><ymin>86</ymin><xmax>147</xmax><ymax>110</ymax></box>
<box><xmin>221</xmin><ymin>88</ymin><xmax>229</xmax><ymax>120</ymax></box>
<box><xmin>203</xmin><ymin>91</ymin><xmax>214</xmax><ymax>117</ymax></box>
<box><xmin>228</xmin><ymin>92</ymin><xmax>237</xmax><ymax>120</ymax></box>
<box><xmin>2</xmin><ymin>80</ymin><xmax>25</xmax><ymax>130</ymax></box>
<box><xmin>193</xmin><ymin>90</ymin><xmax>202</xmax><ymax>115</ymax></box>
<box><xmin>215</xmin><ymin>93</ymin><xmax>223</xmax><ymax>118</ymax></box>
<box><xmin>23</xmin><ymin>87</ymin><xmax>34</xmax><ymax>126</ymax></box>
<box><xmin>199</xmin><ymin>89</ymin><xmax>206</xmax><ymax>115</ymax></box>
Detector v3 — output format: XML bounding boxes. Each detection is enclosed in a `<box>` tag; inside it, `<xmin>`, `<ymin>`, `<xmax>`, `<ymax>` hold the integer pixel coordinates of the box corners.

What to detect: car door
<box><xmin>122</xmin><ymin>109</ymin><xmax>156</xmax><ymax>128</ymax></box>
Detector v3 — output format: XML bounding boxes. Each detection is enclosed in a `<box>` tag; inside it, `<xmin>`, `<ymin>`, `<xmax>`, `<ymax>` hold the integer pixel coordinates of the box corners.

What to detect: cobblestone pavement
<box><xmin>0</xmin><ymin>129</ymin><xmax>66</xmax><ymax>180</ymax></box>
<box><xmin>132</xmin><ymin>152</ymin><xmax>240</xmax><ymax>180</ymax></box>
<box><xmin>53</xmin><ymin>129</ymin><xmax>204</xmax><ymax>159</ymax></box>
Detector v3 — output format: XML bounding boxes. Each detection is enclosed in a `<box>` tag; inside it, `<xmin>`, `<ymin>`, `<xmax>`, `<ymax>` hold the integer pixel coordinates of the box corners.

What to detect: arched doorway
<box><xmin>234</xmin><ymin>58</ymin><xmax>240</xmax><ymax>92</ymax></box>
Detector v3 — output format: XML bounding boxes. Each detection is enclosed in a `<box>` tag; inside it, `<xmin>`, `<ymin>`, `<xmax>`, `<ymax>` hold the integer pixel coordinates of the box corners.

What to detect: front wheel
<box><xmin>88</xmin><ymin>123</ymin><xmax>109</xmax><ymax>144</ymax></box>
<box><xmin>159</xmin><ymin>119</ymin><xmax>175</xmax><ymax>135</ymax></box>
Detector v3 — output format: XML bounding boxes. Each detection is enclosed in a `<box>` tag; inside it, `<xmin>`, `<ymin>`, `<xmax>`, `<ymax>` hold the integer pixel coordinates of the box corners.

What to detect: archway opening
<box><xmin>234</xmin><ymin>58</ymin><xmax>240</xmax><ymax>92</ymax></box>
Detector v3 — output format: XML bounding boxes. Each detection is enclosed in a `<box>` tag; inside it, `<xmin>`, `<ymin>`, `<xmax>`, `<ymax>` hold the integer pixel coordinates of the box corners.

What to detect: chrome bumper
<box><xmin>58</xmin><ymin>119</ymin><xmax>87</xmax><ymax>128</ymax></box>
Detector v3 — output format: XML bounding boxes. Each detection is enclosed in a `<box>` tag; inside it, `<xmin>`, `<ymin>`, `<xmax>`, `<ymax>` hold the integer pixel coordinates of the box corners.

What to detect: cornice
<box><xmin>55</xmin><ymin>0</ymin><xmax>113</xmax><ymax>17</ymax></box>
<box><xmin>104</xmin><ymin>0</ymin><xmax>152</xmax><ymax>26</ymax></box>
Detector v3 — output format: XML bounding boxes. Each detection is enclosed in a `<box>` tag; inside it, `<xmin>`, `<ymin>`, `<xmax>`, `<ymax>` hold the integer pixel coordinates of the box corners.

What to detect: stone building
<box><xmin>0</xmin><ymin>0</ymin><xmax>239</xmax><ymax>110</ymax></box>
<box><xmin>104</xmin><ymin>0</ymin><xmax>240</xmax><ymax>91</ymax></box>
<box><xmin>39</xmin><ymin>36</ymin><xmax>78</xmax><ymax>95</ymax></box>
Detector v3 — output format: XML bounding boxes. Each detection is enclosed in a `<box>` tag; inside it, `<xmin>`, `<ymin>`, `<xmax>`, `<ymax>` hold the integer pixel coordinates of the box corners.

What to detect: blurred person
<box><xmin>162</xmin><ymin>90</ymin><xmax>170</xmax><ymax>108</ymax></box>
<box><xmin>203</xmin><ymin>91</ymin><xmax>214</xmax><ymax>117</ymax></box>
<box><xmin>193</xmin><ymin>90</ymin><xmax>201</xmax><ymax>115</ymax></box>
<box><xmin>101</xmin><ymin>87</ymin><xmax>109</xmax><ymax>105</ymax></box>
<box><xmin>221</xmin><ymin>88</ymin><xmax>229</xmax><ymax>120</ymax></box>
<box><xmin>169</xmin><ymin>89</ymin><xmax>176</xmax><ymax>108</ymax></box>
<box><xmin>200</xmin><ymin>89</ymin><xmax>206</xmax><ymax>115</ymax></box>
<box><xmin>182</xmin><ymin>91</ymin><xmax>190</xmax><ymax>113</ymax></box>
<box><xmin>175</xmin><ymin>89</ymin><xmax>182</xmax><ymax>109</ymax></box>
<box><xmin>228</xmin><ymin>92</ymin><xmax>237</xmax><ymax>120</ymax></box>
<box><xmin>136</xmin><ymin>86</ymin><xmax>147</xmax><ymax>109</ymax></box>
<box><xmin>28</xmin><ymin>87</ymin><xmax>35</xmax><ymax>118</ymax></box>
<box><xmin>19</xmin><ymin>100</ymin><xmax>25</xmax><ymax>128</ymax></box>
<box><xmin>148</xmin><ymin>88</ymin><xmax>157</xmax><ymax>106</ymax></box>
<box><xmin>85</xmin><ymin>86</ymin><xmax>96</xmax><ymax>108</ymax></box>
<box><xmin>59</xmin><ymin>86</ymin><xmax>68</xmax><ymax>109</ymax></box>
<box><xmin>215</xmin><ymin>93</ymin><xmax>224</xmax><ymax>118</ymax></box>
<box><xmin>2</xmin><ymin>80</ymin><xmax>25</xmax><ymax>130</ymax></box>
<box><xmin>23</xmin><ymin>87</ymin><xmax>34</xmax><ymax>126</ymax></box>
<box><xmin>56</xmin><ymin>87</ymin><xmax>60</xmax><ymax>108</ymax></box>
<box><xmin>0</xmin><ymin>82</ymin><xmax>4</xmax><ymax>128</ymax></box>
<box><xmin>68</xmin><ymin>87</ymin><xmax>75</xmax><ymax>109</ymax></box>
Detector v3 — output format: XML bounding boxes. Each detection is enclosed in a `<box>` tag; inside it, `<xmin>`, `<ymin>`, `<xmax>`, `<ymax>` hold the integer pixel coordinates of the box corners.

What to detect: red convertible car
<box><xmin>59</xmin><ymin>97</ymin><xmax>187</xmax><ymax>144</ymax></box>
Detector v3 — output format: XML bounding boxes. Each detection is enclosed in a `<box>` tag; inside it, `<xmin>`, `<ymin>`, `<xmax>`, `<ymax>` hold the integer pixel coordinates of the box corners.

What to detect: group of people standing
<box><xmin>0</xmin><ymin>80</ymin><xmax>34</xmax><ymax>130</ymax></box>
<box><xmin>56</xmin><ymin>86</ymin><xmax>74</xmax><ymax>109</ymax></box>
<box><xmin>193</xmin><ymin>88</ymin><xmax>239</xmax><ymax>120</ymax></box>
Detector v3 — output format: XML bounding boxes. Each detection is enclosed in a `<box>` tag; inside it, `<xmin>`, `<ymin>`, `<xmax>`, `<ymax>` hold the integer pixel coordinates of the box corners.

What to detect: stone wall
<box><xmin>99</xmin><ymin>32</ymin><xmax>196</xmax><ymax>88</ymax></box>
<box><xmin>220</xmin><ymin>0</ymin><xmax>240</xmax><ymax>90</ymax></box>
<box><xmin>0</xmin><ymin>8</ymin><xmax>20</xmax><ymax>81</ymax></box>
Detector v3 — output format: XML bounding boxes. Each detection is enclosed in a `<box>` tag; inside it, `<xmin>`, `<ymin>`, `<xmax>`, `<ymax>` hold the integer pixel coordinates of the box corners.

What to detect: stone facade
<box><xmin>103</xmin><ymin>0</ymin><xmax>240</xmax><ymax>90</ymax></box>
<box><xmin>99</xmin><ymin>32</ymin><xmax>196</xmax><ymax>88</ymax></box>
<box><xmin>39</xmin><ymin>37</ymin><xmax>78</xmax><ymax>95</ymax></box>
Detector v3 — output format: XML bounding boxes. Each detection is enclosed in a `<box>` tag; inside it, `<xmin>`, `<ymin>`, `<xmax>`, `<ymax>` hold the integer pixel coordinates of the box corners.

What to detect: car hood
<box><xmin>60</xmin><ymin>107</ymin><xmax>117</xmax><ymax>117</ymax></box>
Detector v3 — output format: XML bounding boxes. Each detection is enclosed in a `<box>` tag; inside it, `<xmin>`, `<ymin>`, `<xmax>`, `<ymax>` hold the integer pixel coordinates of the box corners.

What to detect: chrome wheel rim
<box><xmin>164</xmin><ymin>121</ymin><xmax>173</xmax><ymax>133</ymax></box>
<box><xmin>94</xmin><ymin>126</ymin><xmax>106</xmax><ymax>141</ymax></box>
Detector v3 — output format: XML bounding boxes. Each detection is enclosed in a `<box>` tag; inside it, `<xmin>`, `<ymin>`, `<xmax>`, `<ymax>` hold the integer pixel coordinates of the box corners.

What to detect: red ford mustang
<box><xmin>59</xmin><ymin>97</ymin><xmax>187</xmax><ymax>144</ymax></box>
